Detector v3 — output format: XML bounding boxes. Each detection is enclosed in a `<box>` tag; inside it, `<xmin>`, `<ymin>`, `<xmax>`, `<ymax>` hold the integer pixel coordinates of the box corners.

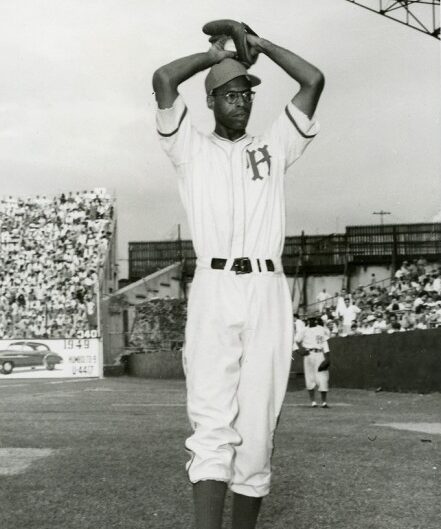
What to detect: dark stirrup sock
<box><xmin>231</xmin><ymin>492</ymin><xmax>263</xmax><ymax>529</ymax></box>
<box><xmin>193</xmin><ymin>480</ymin><xmax>227</xmax><ymax>529</ymax></box>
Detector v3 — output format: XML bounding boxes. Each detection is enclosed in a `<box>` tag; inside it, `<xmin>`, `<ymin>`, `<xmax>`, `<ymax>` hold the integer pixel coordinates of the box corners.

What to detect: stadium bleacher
<box><xmin>304</xmin><ymin>258</ymin><xmax>441</xmax><ymax>337</ymax></box>
<box><xmin>0</xmin><ymin>189</ymin><xmax>114</xmax><ymax>339</ymax></box>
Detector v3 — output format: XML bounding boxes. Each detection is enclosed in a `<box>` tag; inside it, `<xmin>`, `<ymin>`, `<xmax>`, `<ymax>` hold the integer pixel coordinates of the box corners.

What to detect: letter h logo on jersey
<box><xmin>246</xmin><ymin>144</ymin><xmax>271</xmax><ymax>181</ymax></box>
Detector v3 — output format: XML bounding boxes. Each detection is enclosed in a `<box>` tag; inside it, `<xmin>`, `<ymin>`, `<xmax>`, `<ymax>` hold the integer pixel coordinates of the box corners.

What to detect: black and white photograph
<box><xmin>0</xmin><ymin>1</ymin><xmax>440</xmax><ymax>528</ymax></box>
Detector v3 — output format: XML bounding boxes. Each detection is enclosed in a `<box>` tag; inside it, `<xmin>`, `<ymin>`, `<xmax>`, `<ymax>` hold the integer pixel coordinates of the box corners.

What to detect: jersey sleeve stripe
<box><xmin>285</xmin><ymin>106</ymin><xmax>317</xmax><ymax>139</ymax></box>
<box><xmin>157</xmin><ymin>106</ymin><xmax>188</xmax><ymax>137</ymax></box>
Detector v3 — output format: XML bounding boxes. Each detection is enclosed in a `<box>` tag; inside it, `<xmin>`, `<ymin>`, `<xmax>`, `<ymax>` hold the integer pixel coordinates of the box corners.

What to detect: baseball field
<box><xmin>0</xmin><ymin>376</ymin><xmax>439</xmax><ymax>529</ymax></box>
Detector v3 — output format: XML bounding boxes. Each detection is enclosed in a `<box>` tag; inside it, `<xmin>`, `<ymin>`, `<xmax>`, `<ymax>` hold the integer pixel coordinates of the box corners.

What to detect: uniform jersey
<box><xmin>301</xmin><ymin>325</ymin><xmax>330</xmax><ymax>352</ymax></box>
<box><xmin>156</xmin><ymin>94</ymin><xmax>319</xmax><ymax>259</ymax></box>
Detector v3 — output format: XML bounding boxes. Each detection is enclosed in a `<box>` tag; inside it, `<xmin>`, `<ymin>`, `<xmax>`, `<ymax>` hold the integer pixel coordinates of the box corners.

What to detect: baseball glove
<box><xmin>202</xmin><ymin>19</ymin><xmax>259</xmax><ymax>68</ymax></box>
<box><xmin>318</xmin><ymin>359</ymin><xmax>330</xmax><ymax>372</ymax></box>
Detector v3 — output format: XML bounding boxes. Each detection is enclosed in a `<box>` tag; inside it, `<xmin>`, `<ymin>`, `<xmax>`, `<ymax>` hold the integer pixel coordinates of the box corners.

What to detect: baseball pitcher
<box><xmin>152</xmin><ymin>19</ymin><xmax>324</xmax><ymax>529</ymax></box>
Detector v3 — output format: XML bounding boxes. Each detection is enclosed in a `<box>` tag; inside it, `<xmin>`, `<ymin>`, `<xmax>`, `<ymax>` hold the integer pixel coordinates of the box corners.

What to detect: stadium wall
<box><xmin>290</xmin><ymin>274</ymin><xmax>344</xmax><ymax>312</ymax></box>
<box><xmin>127</xmin><ymin>328</ymin><xmax>441</xmax><ymax>393</ymax></box>
<box><xmin>328</xmin><ymin>328</ymin><xmax>441</xmax><ymax>393</ymax></box>
<box><xmin>128</xmin><ymin>350</ymin><xmax>184</xmax><ymax>378</ymax></box>
<box><xmin>349</xmin><ymin>264</ymin><xmax>391</xmax><ymax>290</ymax></box>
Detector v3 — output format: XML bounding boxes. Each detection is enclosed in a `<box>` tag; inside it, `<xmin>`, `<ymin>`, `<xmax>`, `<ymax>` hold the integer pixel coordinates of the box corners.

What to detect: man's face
<box><xmin>208</xmin><ymin>76</ymin><xmax>253</xmax><ymax>131</ymax></box>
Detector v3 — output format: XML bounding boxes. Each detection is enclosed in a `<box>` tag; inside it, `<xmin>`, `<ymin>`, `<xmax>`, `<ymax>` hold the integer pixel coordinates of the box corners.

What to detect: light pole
<box><xmin>372</xmin><ymin>210</ymin><xmax>391</xmax><ymax>225</ymax></box>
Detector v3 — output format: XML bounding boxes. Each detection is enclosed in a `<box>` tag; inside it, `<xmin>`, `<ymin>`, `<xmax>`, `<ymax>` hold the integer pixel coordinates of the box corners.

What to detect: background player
<box><xmin>298</xmin><ymin>316</ymin><xmax>331</xmax><ymax>408</ymax></box>
<box><xmin>152</xmin><ymin>25</ymin><xmax>324</xmax><ymax>529</ymax></box>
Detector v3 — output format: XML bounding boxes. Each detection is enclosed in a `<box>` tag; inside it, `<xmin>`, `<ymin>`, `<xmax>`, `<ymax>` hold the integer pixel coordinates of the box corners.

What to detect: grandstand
<box><xmin>304</xmin><ymin>258</ymin><xmax>441</xmax><ymax>335</ymax></box>
<box><xmin>0</xmin><ymin>189</ymin><xmax>117</xmax><ymax>341</ymax></box>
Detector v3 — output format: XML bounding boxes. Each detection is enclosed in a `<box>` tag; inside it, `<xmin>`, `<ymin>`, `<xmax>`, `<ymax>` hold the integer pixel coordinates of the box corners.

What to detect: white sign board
<box><xmin>0</xmin><ymin>339</ymin><xmax>102</xmax><ymax>379</ymax></box>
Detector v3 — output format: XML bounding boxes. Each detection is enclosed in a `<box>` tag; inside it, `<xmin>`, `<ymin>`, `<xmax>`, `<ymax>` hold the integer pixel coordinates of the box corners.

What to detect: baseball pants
<box><xmin>303</xmin><ymin>352</ymin><xmax>329</xmax><ymax>391</ymax></box>
<box><xmin>183</xmin><ymin>264</ymin><xmax>293</xmax><ymax>498</ymax></box>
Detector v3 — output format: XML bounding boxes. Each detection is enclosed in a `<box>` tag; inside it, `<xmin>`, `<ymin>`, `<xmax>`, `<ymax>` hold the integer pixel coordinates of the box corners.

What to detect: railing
<box><xmin>128</xmin><ymin>223</ymin><xmax>441</xmax><ymax>280</ymax></box>
<box><xmin>302</xmin><ymin>275</ymin><xmax>394</xmax><ymax>315</ymax></box>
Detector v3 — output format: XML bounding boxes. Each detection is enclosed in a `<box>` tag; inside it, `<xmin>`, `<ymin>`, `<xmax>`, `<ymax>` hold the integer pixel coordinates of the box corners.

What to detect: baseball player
<box><xmin>153</xmin><ymin>25</ymin><xmax>324</xmax><ymax>529</ymax></box>
<box><xmin>298</xmin><ymin>317</ymin><xmax>331</xmax><ymax>408</ymax></box>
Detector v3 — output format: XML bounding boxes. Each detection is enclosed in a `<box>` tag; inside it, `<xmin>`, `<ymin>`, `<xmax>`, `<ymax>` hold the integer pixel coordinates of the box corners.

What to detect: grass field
<box><xmin>0</xmin><ymin>376</ymin><xmax>440</xmax><ymax>529</ymax></box>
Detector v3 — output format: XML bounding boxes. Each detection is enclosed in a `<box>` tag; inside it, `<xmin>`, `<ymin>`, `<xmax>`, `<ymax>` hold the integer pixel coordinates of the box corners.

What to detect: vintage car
<box><xmin>0</xmin><ymin>341</ymin><xmax>63</xmax><ymax>375</ymax></box>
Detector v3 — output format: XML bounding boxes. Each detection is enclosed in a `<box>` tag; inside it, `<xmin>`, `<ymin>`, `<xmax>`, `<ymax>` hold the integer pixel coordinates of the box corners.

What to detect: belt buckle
<box><xmin>233</xmin><ymin>257</ymin><xmax>252</xmax><ymax>275</ymax></box>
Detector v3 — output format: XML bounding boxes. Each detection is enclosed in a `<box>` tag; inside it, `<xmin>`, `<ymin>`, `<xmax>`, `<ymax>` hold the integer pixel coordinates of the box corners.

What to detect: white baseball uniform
<box><xmin>156</xmin><ymin>93</ymin><xmax>319</xmax><ymax>497</ymax></box>
<box><xmin>300</xmin><ymin>325</ymin><xmax>330</xmax><ymax>392</ymax></box>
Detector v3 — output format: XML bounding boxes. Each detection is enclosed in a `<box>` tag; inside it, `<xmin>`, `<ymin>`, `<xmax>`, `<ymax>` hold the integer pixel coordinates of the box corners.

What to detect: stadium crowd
<box><xmin>0</xmin><ymin>189</ymin><xmax>114</xmax><ymax>339</ymax></box>
<box><xmin>308</xmin><ymin>259</ymin><xmax>441</xmax><ymax>337</ymax></box>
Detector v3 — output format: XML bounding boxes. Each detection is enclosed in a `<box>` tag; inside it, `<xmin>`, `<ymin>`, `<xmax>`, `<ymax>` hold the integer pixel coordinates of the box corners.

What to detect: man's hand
<box><xmin>207</xmin><ymin>38</ymin><xmax>237</xmax><ymax>64</ymax></box>
<box><xmin>245</xmin><ymin>34</ymin><xmax>262</xmax><ymax>65</ymax></box>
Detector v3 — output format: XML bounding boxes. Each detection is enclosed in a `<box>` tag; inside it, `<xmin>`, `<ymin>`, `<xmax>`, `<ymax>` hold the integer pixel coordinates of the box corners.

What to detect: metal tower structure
<box><xmin>346</xmin><ymin>1</ymin><xmax>440</xmax><ymax>39</ymax></box>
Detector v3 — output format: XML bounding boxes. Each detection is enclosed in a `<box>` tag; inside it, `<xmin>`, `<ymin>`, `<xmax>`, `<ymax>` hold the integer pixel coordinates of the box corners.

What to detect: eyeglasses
<box><xmin>211</xmin><ymin>90</ymin><xmax>255</xmax><ymax>104</ymax></box>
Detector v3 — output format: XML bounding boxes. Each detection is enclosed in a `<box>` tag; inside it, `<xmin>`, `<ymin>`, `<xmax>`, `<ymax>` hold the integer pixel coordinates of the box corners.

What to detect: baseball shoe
<box><xmin>311</xmin><ymin>401</ymin><xmax>318</xmax><ymax>408</ymax></box>
<box><xmin>321</xmin><ymin>402</ymin><xmax>329</xmax><ymax>408</ymax></box>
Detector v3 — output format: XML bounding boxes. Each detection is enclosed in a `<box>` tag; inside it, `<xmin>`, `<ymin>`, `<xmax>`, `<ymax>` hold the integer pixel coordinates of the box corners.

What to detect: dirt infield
<box><xmin>0</xmin><ymin>377</ymin><xmax>439</xmax><ymax>529</ymax></box>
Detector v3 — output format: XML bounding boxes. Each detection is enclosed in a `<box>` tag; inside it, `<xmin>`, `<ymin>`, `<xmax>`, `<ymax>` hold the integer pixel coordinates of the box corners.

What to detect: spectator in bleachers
<box><xmin>415</xmin><ymin>313</ymin><xmax>428</xmax><ymax>330</ymax></box>
<box><xmin>359</xmin><ymin>315</ymin><xmax>375</xmax><ymax>335</ymax></box>
<box><xmin>372</xmin><ymin>312</ymin><xmax>387</xmax><ymax>334</ymax></box>
<box><xmin>349</xmin><ymin>321</ymin><xmax>362</xmax><ymax>336</ymax></box>
<box><xmin>386</xmin><ymin>314</ymin><xmax>402</xmax><ymax>333</ymax></box>
<box><xmin>413</xmin><ymin>292</ymin><xmax>428</xmax><ymax>313</ymax></box>
<box><xmin>335</xmin><ymin>287</ymin><xmax>350</xmax><ymax>316</ymax></box>
<box><xmin>316</xmin><ymin>288</ymin><xmax>330</xmax><ymax>314</ymax></box>
<box><xmin>432</xmin><ymin>272</ymin><xmax>441</xmax><ymax>295</ymax></box>
<box><xmin>336</xmin><ymin>296</ymin><xmax>361</xmax><ymax>336</ymax></box>
<box><xmin>386</xmin><ymin>295</ymin><xmax>405</xmax><ymax>312</ymax></box>
<box><xmin>400</xmin><ymin>310</ymin><xmax>416</xmax><ymax>331</ymax></box>
<box><xmin>324</xmin><ymin>319</ymin><xmax>338</xmax><ymax>338</ymax></box>
<box><xmin>395</xmin><ymin>260</ymin><xmax>410</xmax><ymax>279</ymax></box>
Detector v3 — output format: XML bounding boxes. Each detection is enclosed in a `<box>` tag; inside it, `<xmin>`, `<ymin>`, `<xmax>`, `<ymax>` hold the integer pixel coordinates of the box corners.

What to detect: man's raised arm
<box><xmin>152</xmin><ymin>40</ymin><xmax>235</xmax><ymax>109</ymax></box>
<box><xmin>246</xmin><ymin>35</ymin><xmax>325</xmax><ymax>119</ymax></box>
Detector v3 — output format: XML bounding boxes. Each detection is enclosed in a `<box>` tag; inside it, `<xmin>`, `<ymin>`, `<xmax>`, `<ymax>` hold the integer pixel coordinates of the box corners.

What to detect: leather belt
<box><xmin>307</xmin><ymin>348</ymin><xmax>322</xmax><ymax>353</ymax></box>
<box><xmin>211</xmin><ymin>257</ymin><xmax>275</xmax><ymax>275</ymax></box>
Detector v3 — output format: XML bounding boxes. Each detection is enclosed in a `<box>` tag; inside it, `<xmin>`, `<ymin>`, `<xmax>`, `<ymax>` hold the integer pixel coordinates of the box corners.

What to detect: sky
<box><xmin>0</xmin><ymin>0</ymin><xmax>440</xmax><ymax>278</ymax></box>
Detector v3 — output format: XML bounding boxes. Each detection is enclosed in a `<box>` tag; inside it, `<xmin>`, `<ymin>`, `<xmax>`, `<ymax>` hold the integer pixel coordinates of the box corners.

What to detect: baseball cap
<box><xmin>205</xmin><ymin>58</ymin><xmax>261</xmax><ymax>94</ymax></box>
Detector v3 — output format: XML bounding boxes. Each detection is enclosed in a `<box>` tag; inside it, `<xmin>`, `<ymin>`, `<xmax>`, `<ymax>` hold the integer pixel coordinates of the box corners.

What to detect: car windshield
<box><xmin>9</xmin><ymin>344</ymin><xmax>34</xmax><ymax>352</ymax></box>
<box><xmin>34</xmin><ymin>344</ymin><xmax>50</xmax><ymax>352</ymax></box>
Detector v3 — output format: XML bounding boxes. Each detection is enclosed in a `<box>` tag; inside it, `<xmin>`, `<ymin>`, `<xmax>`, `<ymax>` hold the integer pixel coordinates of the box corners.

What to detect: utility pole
<box><xmin>373</xmin><ymin>210</ymin><xmax>391</xmax><ymax>225</ymax></box>
<box><xmin>177</xmin><ymin>223</ymin><xmax>182</xmax><ymax>260</ymax></box>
